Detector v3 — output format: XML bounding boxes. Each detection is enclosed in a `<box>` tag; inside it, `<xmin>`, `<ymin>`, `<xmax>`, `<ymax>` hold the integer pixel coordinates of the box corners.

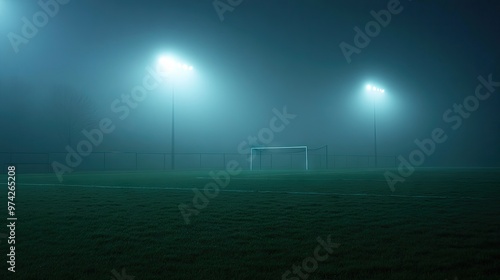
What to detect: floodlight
<box><xmin>366</xmin><ymin>84</ymin><xmax>385</xmax><ymax>99</ymax></box>
<box><xmin>158</xmin><ymin>56</ymin><xmax>178</xmax><ymax>73</ymax></box>
<box><xmin>158</xmin><ymin>56</ymin><xmax>194</xmax><ymax>75</ymax></box>
<box><xmin>159</xmin><ymin>56</ymin><xmax>173</xmax><ymax>65</ymax></box>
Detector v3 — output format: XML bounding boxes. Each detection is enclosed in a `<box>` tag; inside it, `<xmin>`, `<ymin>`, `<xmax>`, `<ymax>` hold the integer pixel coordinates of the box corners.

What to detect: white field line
<box><xmin>196</xmin><ymin>177</ymin><xmax>388</xmax><ymax>181</ymax></box>
<box><xmin>6</xmin><ymin>183</ymin><xmax>492</xmax><ymax>200</ymax></box>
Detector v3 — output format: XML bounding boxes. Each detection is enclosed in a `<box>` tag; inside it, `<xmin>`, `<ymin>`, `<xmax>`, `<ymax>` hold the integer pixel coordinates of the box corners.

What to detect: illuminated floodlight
<box><xmin>158</xmin><ymin>56</ymin><xmax>193</xmax><ymax>73</ymax></box>
<box><xmin>158</xmin><ymin>56</ymin><xmax>176</xmax><ymax>72</ymax></box>
<box><xmin>366</xmin><ymin>84</ymin><xmax>385</xmax><ymax>98</ymax></box>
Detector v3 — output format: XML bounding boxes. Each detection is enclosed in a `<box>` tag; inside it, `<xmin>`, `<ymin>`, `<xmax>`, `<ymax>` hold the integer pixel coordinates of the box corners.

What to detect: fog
<box><xmin>1</xmin><ymin>0</ymin><xmax>499</xmax><ymax>172</ymax></box>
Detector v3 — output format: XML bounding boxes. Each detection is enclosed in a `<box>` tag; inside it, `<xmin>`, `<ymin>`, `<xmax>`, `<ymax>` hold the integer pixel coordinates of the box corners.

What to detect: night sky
<box><xmin>1</xmin><ymin>0</ymin><xmax>499</xmax><ymax>167</ymax></box>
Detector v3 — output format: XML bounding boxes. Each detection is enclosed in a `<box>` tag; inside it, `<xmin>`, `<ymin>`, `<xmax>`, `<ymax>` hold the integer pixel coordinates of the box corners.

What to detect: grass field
<box><xmin>0</xmin><ymin>168</ymin><xmax>499</xmax><ymax>280</ymax></box>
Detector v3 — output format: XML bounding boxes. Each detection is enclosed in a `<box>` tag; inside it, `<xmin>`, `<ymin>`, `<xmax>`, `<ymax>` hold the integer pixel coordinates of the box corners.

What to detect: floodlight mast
<box><xmin>373</xmin><ymin>98</ymin><xmax>378</xmax><ymax>168</ymax></box>
<box><xmin>158</xmin><ymin>56</ymin><xmax>193</xmax><ymax>170</ymax></box>
<box><xmin>365</xmin><ymin>84</ymin><xmax>385</xmax><ymax>168</ymax></box>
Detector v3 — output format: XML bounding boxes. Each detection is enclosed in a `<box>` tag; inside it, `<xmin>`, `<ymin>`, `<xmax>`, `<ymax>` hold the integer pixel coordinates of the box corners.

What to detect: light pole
<box><xmin>365</xmin><ymin>84</ymin><xmax>384</xmax><ymax>168</ymax></box>
<box><xmin>158</xmin><ymin>56</ymin><xmax>193</xmax><ymax>170</ymax></box>
<box><xmin>171</xmin><ymin>84</ymin><xmax>175</xmax><ymax>170</ymax></box>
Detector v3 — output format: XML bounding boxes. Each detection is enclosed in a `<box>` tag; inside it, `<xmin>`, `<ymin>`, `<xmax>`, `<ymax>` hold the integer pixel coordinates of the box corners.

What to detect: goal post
<box><xmin>250</xmin><ymin>146</ymin><xmax>308</xmax><ymax>171</ymax></box>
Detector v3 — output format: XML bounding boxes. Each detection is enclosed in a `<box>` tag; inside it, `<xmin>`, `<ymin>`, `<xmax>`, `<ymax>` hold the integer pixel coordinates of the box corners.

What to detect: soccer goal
<box><xmin>250</xmin><ymin>146</ymin><xmax>308</xmax><ymax>171</ymax></box>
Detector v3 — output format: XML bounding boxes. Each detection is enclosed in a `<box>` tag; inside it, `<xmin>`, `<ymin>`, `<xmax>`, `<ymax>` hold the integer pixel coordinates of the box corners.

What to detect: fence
<box><xmin>0</xmin><ymin>149</ymin><xmax>397</xmax><ymax>174</ymax></box>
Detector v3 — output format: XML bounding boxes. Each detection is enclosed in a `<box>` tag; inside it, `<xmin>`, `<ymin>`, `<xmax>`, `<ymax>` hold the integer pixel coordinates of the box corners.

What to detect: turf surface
<box><xmin>0</xmin><ymin>168</ymin><xmax>499</xmax><ymax>279</ymax></box>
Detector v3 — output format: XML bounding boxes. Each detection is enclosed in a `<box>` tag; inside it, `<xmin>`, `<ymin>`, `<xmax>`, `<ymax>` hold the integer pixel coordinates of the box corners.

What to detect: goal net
<box><xmin>250</xmin><ymin>146</ymin><xmax>308</xmax><ymax>171</ymax></box>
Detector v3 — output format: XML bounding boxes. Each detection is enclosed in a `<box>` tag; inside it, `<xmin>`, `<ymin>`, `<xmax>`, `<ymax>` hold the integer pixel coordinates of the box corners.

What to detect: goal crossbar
<box><xmin>250</xmin><ymin>146</ymin><xmax>308</xmax><ymax>171</ymax></box>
